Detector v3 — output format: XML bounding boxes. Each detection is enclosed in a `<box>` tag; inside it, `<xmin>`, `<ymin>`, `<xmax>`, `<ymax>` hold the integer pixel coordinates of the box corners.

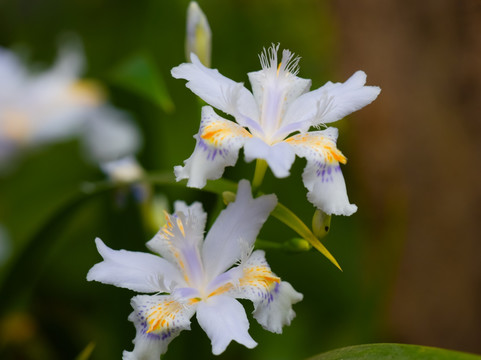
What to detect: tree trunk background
<box><xmin>333</xmin><ymin>0</ymin><xmax>481</xmax><ymax>353</ymax></box>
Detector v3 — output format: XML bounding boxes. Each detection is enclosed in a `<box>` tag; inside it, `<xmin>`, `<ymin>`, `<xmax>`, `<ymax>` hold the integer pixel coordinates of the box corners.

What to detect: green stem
<box><xmin>251</xmin><ymin>159</ymin><xmax>268</xmax><ymax>192</ymax></box>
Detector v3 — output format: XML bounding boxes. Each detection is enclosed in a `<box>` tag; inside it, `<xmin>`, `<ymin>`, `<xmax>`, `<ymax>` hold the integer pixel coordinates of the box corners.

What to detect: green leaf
<box><xmin>308</xmin><ymin>343</ymin><xmax>481</xmax><ymax>360</ymax></box>
<box><xmin>110</xmin><ymin>53</ymin><xmax>174</xmax><ymax>113</ymax></box>
<box><xmin>271</xmin><ymin>203</ymin><xmax>341</xmax><ymax>271</ymax></box>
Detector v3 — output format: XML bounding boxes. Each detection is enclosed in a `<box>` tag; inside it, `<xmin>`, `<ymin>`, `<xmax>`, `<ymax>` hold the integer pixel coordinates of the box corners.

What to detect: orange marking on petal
<box><xmin>207</xmin><ymin>283</ymin><xmax>234</xmax><ymax>298</ymax></box>
<box><xmin>146</xmin><ymin>300</ymin><xmax>184</xmax><ymax>333</ymax></box>
<box><xmin>285</xmin><ymin>134</ymin><xmax>347</xmax><ymax>164</ymax></box>
<box><xmin>200</xmin><ymin>121</ymin><xmax>252</xmax><ymax>146</ymax></box>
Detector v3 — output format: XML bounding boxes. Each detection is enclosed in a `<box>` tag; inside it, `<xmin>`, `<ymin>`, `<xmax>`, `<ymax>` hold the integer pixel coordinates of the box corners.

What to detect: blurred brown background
<box><xmin>334</xmin><ymin>0</ymin><xmax>481</xmax><ymax>352</ymax></box>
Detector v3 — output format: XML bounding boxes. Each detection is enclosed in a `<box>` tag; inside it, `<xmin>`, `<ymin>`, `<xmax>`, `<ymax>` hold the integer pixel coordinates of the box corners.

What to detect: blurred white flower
<box><xmin>101</xmin><ymin>155</ymin><xmax>144</xmax><ymax>183</ymax></box>
<box><xmin>0</xmin><ymin>44</ymin><xmax>141</xmax><ymax>170</ymax></box>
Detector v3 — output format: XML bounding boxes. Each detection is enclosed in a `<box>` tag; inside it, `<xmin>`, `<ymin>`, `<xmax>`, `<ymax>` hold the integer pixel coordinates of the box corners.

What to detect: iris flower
<box><xmin>87</xmin><ymin>180</ymin><xmax>303</xmax><ymax>359</ymax></box>
<box><xmin>172</xmin><ymin>44</ymin><xmax>380</xmax><ymax>215</ymax></box>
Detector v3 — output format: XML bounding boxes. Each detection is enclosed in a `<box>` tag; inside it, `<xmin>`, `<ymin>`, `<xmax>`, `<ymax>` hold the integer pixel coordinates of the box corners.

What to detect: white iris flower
<box><xmin>172</xmin><ymin>44</ymin><xmax>380</xmax><ymax>216</ymax></box>
<box><xmin>87</xmin><ymin>180</ymin><xmax>303</xmax><ymax>359</ymax></box>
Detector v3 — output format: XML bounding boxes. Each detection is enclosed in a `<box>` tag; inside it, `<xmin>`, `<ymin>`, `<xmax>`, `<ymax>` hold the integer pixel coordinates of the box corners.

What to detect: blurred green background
<box><xmin>1</xmin><ymin>0</ymin><xmax>480</xmax><ymax>359</ymax></box>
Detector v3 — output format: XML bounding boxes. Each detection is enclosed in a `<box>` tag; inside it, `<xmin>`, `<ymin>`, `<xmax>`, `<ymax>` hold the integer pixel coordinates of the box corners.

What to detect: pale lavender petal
<box><xmin>283</xmin><ymin>70</ymin><xmax>381</xmax><ymax>128</ymax></box>
<box><xmin>230</xmin><ymin>250</ymin><xmax>303</xmax><ymax>334</ymax></box>
<box><xmin>202</xmin><ymin>180</ymin><xmax>277</xmax><ymax>280</ymax></box>
<box><xmin>174</xmin><ymin>106</ymin><xmax>251</xmax><ymax>189</ymax></box>
<box><xmin>87</xmin><ymin>238</ymin><xmax>183</xmax><ymax>293</ymax></box>
<box><xmin>244</xmin><ymin>137</ymin><xmax>296</xmax><ymax>178</ymax></box>
<box><xmin>123</xmin><ymin>294</ymin><xmax>197</xmax><ymax>360</ymax></box>
<box><xmin>196</xmin><ymin>295</ymin><xmax>257</xmax><ymax>355</ymax></box>
<box><xmin>171</xmin><ymin>54</ymin><xmax>259</xmax><ymax>124</ymax></box>
<box><xmin>285</xmin><ymin>128</ymin><xmax>357</xmax><ymax>215</ymax></box>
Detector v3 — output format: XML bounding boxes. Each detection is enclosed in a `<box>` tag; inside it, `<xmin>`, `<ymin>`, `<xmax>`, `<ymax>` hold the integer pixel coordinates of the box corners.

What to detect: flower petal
<box><xmin>196</xmin><ymin>295</ymin><xmax>257</xmax><ymax>355</ymax></box>
<box><xmin>285</xmin><ymin>128</ymin><xmax>357</xmax><ymax>215</ymax></box>
<box><xmin>282</xmin><ymin>70</ymin><xmax>381</xmax><ymax>129</ymax></box>
<box><xmin>231</xmin><ymin>250</ymin><xmax>303</xmax><ymax>333</ymax></box>
<box><xmin>174</xmin><ymin>106</ymin><xmax>252</xmax><ymax>188</ymax></box>
<box><xmin>244</xmin><ymin>137</ymin><xmax>296</xmax><ymax>178</ymax></box>
<box><xmin>146</xmin><ymin>207</ymin><xmax>206</xmax><ymax>289</ymax></box>
<box><xmin>87</xmin><ymin>238</ymin><xmax>182</xmax><ymax>293</ymax></box>
<box><xmin>123</xmin><ymin>294</ymin><xmax>197</xmax><ymax>360</ymax></box>
<box><xmin>202</xmin><ymin>180</ymin><xmax>277</xmax><ymax>280</ymax></box>
<box><xmin>248</xmin><ymin>45</ymin><xmax>311</xmax><ymax>140</ymax></box>
<box><xmin>171</xmin><ymin>54</ymin><xmax>258</xmax><ymax>124</ymax></box>
<box><xmin>173</xmin><ymin>200</ymin><xmax>207</xmax><ymax>235</ymax></box>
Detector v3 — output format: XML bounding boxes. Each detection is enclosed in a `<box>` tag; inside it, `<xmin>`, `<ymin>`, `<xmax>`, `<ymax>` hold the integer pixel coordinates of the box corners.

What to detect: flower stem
<box><xmin>252</xmin><ymin>159</ymin><xmax>268</xmax><ymax>193</ymax></box>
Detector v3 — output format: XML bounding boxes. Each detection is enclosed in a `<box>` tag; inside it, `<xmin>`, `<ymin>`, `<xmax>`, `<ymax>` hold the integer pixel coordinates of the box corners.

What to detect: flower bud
<box><xmin>185</xmin><ymin>1</ymin><xmax>212</xmax><ymax>67</ymax></box>
<box><xmin>312</xmin><ymin>209</ymin><xmax>331</xmax><ymax>239</ymax></box>
<box><xmin>222</xmin><ymin>191</ymin><xmax>236</xmax><ymax>205</ymax></box>
<box><xmin>284</xmin><ymin>238</ymin><xmax>311</xmax><ymax>252</ymax></box>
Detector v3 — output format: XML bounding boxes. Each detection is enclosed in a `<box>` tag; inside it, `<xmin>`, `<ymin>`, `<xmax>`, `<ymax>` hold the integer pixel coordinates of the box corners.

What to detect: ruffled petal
<box><xmin>244</xmin><ymin>137</ymin><xmax>296</xmax><ymax>178</ymax></box>
<box><xmin>202</xmin><ymin>180</ymin><xmax>277</xmax><ymax>280</ymax></box>
<box><xmin>171</xmin><ymin>54</ymin><xmax>259</xmax><ymax>124</ymax></box>
<box><xmin>285</xmin><ymin>128</ymin><xmax>357</xmax><ymax>215</ymax></box>
<box><xmin>230</xmin><ymin>250</ymin><xmax>303</xmax><ymax>334</ymax></box>
<box><xmin>146</xmin><ymin>207</ymin><xmax>206</xmax><ymax>289</ymax></box>
<box><xmin>282</xmin><ymin>70</ymin><xmax>381</xmax><ymax>129</ymax></box>
<box><xmin>172</xmin><ymin>201</ymin><xmax>207</xmax><ymax>236</ymax></box>
<box><xmin>123</xmin><ymin>294</ymin><xmax>197</xmax><ymax>360</ymax></box>
<box><xmin>174</xmin><ymin>106</ymin><xmax>252</xmax><ymax>188</ymax></box>
<box><xmin>196</xmin><ymin>295</ymin><xmax>257</xmax><ymax>355</ymax></box>
<box><xmin>87</xmin><ymin>238</ymin><xmax>183</xmax><ymax>293</ymax></box>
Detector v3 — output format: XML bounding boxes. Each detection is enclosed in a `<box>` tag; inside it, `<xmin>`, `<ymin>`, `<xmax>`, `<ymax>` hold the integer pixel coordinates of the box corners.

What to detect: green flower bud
<box><xmin>312</xmin><ymin>209</ymin><xmax>331</xmax><ymax>239</ymax></box>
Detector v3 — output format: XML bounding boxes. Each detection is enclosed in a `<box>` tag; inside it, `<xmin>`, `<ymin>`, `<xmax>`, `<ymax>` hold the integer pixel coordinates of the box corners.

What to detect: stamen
<box><xmin>280</xmin><ymin>49</ymin><xmax>300</xmax><ymax>76</ymax></box>
<box><xmin>259</xmin><ymin>43</ymin><xmax>280</xmax><ymax>70</ymax></box>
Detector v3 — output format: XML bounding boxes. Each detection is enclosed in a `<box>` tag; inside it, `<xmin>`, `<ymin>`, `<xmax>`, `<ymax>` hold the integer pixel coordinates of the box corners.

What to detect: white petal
<box><xmin>173</xmin><ymin>201</ymin><xmax>207</xmax><ymax>235</ymax></box>
<box><xmin>87</xmin><ymin>238</ymin><xmax>182</xmax><ymax>293</ymax></box>
<box><xmin>253</xmin><ymin>281</ymin><xmax>302</xmax><ymax>334</ymax></box>
<box><xmin>244</xmin><ymin>137</ymin><xmax>296</xmax><ymax>178</ymax></box>
<box><xmin>230</xmin><ymin>250</ymin><xmax>303</xmax><ymax>334</ymax></box>
<box><xmin>196</xmin><ymin>295</ymin><xmax>257</xmax><ymax>355</ymax></box>
<box><xmin>171</xmin><ymin>54</ymin><xmax>258</xmax><ymax>124</ymax></box>
<box><xmin>123</xmin><ymin>294</ymin><xmax>197</xmax><ymax>360</ymax></box>
<box><xmin>146</xmin><ymin>208</ymin><xmax>206</xmax><ymax>289</ymax></box>
<box><xmin>247</xmin><ymin>46</ymin><xmax>311</xmax><ymax>142</ymax></box>
<box><xmin>285</xmin><ymin>129</ymin><xmax>357</xmax><ymax>215</ymax></box>
<box><xmin>283</xmin><ymin>70</ymin><xmax>381</xmax><ymax>128</ymax></box>
<box><xmin>202</xmin><ymin>180</ymin><xmax>277</xmax><ymax>280</ymax></box>
<box><xmin>174</xmin><ymin>106</ymin><xmax>251</xmax><ymax>188</ymax></box>
<box><xmin>304</xmin><ymin>164</ymin><xmax>357</xmax><ymax>216</ymax></box>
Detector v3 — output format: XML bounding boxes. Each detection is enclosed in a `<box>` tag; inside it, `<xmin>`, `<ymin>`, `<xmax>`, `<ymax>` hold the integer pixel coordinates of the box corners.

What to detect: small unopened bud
<box><xmin>101</xmin><ymin>156</ymin><xmax>144</xmax><ymax>184</ymax></box>
<box><xmin>222</xmin><ymin>191</ymin><xmax>236</xmax><ymax>205</ymax></box>
<box><xmin>185</xmin><ymin>1</ymin><xmax>212</xmax><ymax>67</ymax></box>
<box><xmin>312</xmin><ymin>209</ymin><xmax>331</xmax><ymax>239</ymax></box>
<box><xmin>284</xmin><ymin>238</ymin><xmax>311</xmax><ymax>252</ymax></box>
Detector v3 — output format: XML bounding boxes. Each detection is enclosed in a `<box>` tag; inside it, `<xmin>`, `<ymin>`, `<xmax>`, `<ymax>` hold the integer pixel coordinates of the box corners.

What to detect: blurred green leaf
<box><xmin>75</xmin><ymin>342</ymin><xmax>95</xmax><ymax>360</ymax></box>
<box><xmin>0</xmin><ymin>141</ymin><xmax>98</xmax><ymax>286</ymax></box>
<box><xmin>110</xmin><ymin>53</ymin><xmax>174</xmax><ymax>113</ymax></box>
<box><xmin>309</xmin><ymin>343</ymin><xmax>481</xmax><ymax>360</ymax></box>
